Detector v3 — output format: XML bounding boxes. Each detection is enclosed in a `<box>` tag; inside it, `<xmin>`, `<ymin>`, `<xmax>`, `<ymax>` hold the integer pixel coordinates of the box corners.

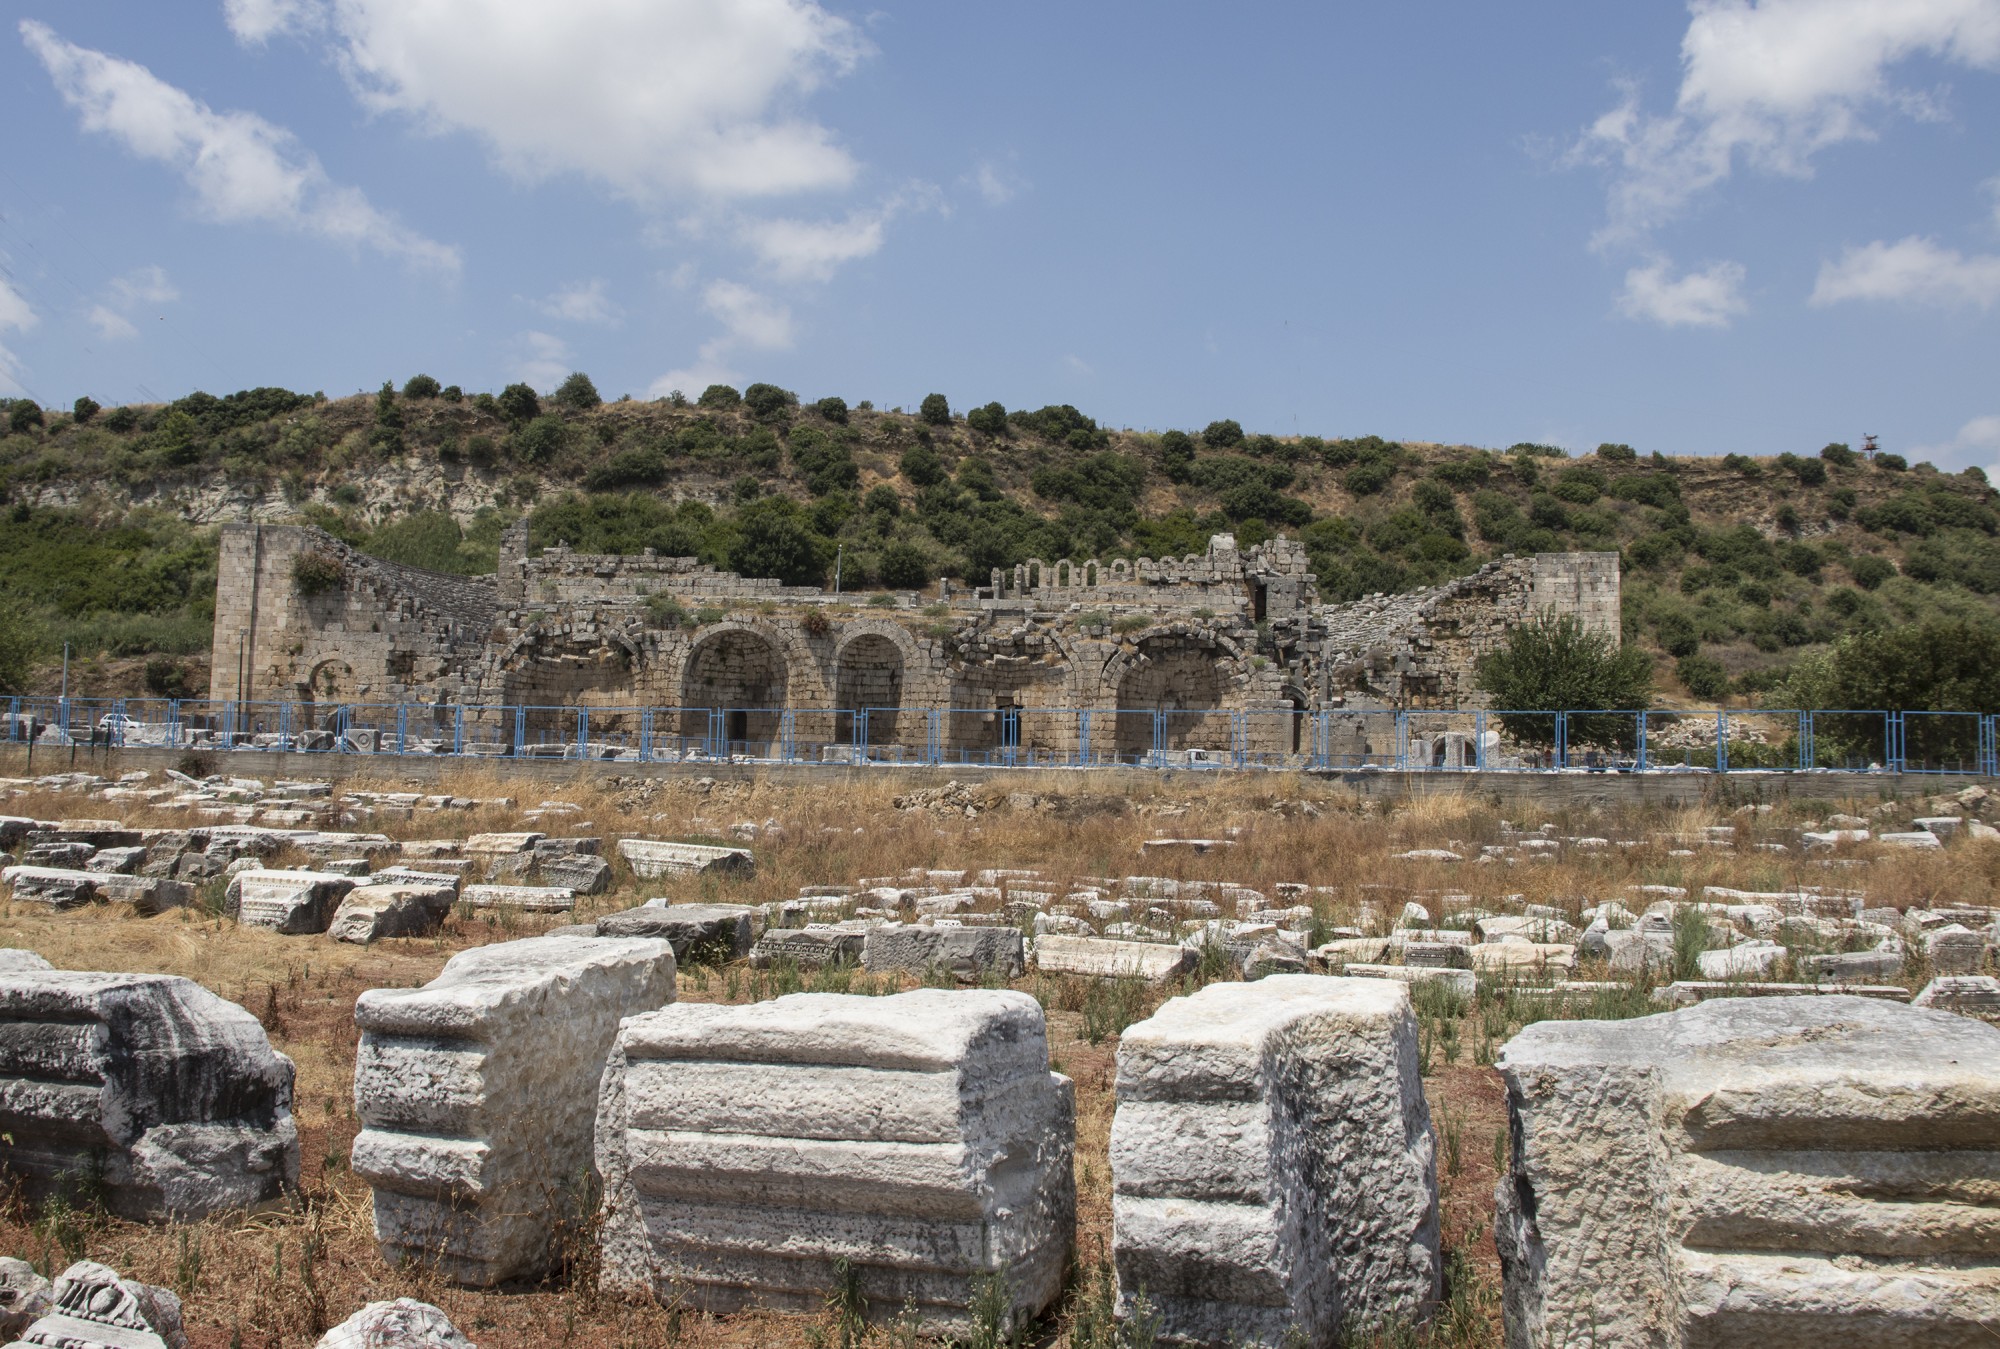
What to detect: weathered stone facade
<box><xmin>209</xmin><ymin>520</ymin><xmax>1617</xmax><ymax>759</ymax></box>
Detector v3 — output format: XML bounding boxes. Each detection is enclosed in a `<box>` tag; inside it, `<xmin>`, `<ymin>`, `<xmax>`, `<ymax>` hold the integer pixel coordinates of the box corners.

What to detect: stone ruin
<box><xmin>1111</xmin><ymin>976</ymin><xmax>1439</xmax><ymax>1346</ymax></box>
<box><xmin>0</xmin><ymin>970</ymin><xmax>298</xmax><ymax>1221</ymax></box>
<box><xmin>1497</xmin><ymin>995</ymin><xmax>2000</xmax><ymax>1347</ymax></box>
<box><xmin>595</xmin><ymin>989</ymin><xmax>1076</xmax><ymax>1334</ymax></box>
<box><xmin>4</xmin><ymin>1260</ymin><xmax>188</xmax><ymax>1349</ymax></box>
<box><xmin>349</xmin><ymin>934</ymin><xmax>678</xmax><ymax>1285</ymax></box>
<box><xmin>208</xmin><ymin>520</ymin><xmax>1617</xmax><ymax>761</ymax></box>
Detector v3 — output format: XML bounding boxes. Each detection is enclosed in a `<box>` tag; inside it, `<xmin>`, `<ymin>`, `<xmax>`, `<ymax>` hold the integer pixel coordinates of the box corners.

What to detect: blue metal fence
<box><xmin>5</xmin><ymin>696</ymin><xmax>1993</xmax><ymax>775</ymax></box>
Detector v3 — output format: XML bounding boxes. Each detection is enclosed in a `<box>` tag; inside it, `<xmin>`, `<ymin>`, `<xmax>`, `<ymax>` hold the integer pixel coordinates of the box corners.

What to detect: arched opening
<box><xmin>681</xmin><ymin>630</ymin><xmax>787</xmax><ymax>755</ymax></box>
<box><xmin>1283</xmin><ymin>685</ymin><xmax>1311</xmax><ymax>756</ymax></box>
<box><xmin>1114</xmin><ymin>635</ymin><xmax>1228</xmax><ymax>760</ymax></box>
<box><xmin>835</xmin><ymin>635</ymin><xmax>904</xmax><ymax>747</ymax></box>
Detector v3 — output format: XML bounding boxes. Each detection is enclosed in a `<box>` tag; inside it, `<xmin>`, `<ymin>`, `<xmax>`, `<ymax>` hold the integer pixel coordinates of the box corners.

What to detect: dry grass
<box><xmin>0</xmin><ymin>767</ymin><xmax>1986</xmax><ymax>1346</ymax></box>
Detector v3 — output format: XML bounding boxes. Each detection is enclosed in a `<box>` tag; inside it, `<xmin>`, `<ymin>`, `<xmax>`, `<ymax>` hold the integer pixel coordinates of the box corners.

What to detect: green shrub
<box><xmin>1820</xmin><ymin>441</ymin><xmax>1856</xmax><ymax>468</ymax></box>
<box><xmin>1596</xmin><ymin>442</ymin><xmax>1636</xmax><ymax>461</ymax></box>
<box><xmin>918</xmin><ymin>393</ymin><xmax>951</xmax><ymax>426</ymax></box>
<box><xmin>1201</xmin><ymin>418</ymin><xmax>1244</xmax><ymax>448</ymax></box>
<box><xmin>1676</xmin><ymin>653</ymin><xmax>1730</xmax><ymax>700</ymax></box>
<box><xmin>496</xmin><ymin>382</ymin><xmax>541</xmax><ymax>424</ymax></box>
<box><xmin>1344</xmin><ymin>462</ymin><xmax>1393</xmax><ymax>496</ymax></box>
<box><xmin>1721</xmin><ymin>453</ymin><xmax>1762</xmax><ymax>478</ymax></box>
<box><xmin>878</xmin><ymin>541</ymin><xmax>931</xmax><ymax>589</ymax></box>
<box><xmin>743</xmin><ymin>382</ymin><xmax>796</xmax><ymax>419</ymax></box>
<box><xmin>291</xmin><ymin>551</ymin><xmax>344</xmax><ymax>595</ymax></box>
<box><xmin>698</xmin><ymin>383</ymin><xmax>741</xmax><ymax>410</ymax></box>
<box><xmin>1476</xmin><ymin>613</ymin><xmax>1653</xmax><ymax>749</ymax></box>
<box><xmin>1874</xmin><ymin>452</ymin><xmax>1908</xmax><ymax>471</ymax></box>
<box><xmin>813</xmin><ymin>395</ymin><xmax>848</xmax><ymax>424</ymax></box>
<box><xmin>966</xmin><ymin>401</ymin><xmax>1007</xmax><ymax>436</ymax></box>
<box><xmin>900</xmin><ymin>444</ymin><xmax>946</xmax><ymax>487</ymax></box>
<box><xmin>72</xmin><ymin>396</ymin><xmax>100</xmax><ymax>425</ymax></box>
<box><xmin>401</xmin><ymin>374</ymin><xmax>441</xmax><ymax>400</ymax></box>
<box><xmin>1849</xmin><ymin>554</ymin><xmax>1895</xmax><ymax>589</ymax></box>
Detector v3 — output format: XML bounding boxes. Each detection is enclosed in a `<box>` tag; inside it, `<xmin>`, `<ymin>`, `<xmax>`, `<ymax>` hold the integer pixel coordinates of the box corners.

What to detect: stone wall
<box><xmin>209</xmin><ymin>526</ymin><xmax>1619</xmax><ymax>754</ymax></box>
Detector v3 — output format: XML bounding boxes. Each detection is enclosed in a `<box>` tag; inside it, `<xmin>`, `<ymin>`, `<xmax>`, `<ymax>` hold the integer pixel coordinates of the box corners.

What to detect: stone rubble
<box><xmin>313</xmin><ymin>1299</ymin><xmax>475</xmax><ymax>1349</ymax></box>
<box><xmin>5</xmin><ymin>1261</ymin><xmax>187</xmax><ymax>1349</ymax></box>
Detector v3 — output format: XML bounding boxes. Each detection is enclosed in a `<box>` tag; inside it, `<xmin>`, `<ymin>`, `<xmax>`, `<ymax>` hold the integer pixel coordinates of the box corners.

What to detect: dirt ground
<box><xmin>0</xmin><ymin>767</ymin><xmax>1976</xmax><ymax>1347</ymax></box>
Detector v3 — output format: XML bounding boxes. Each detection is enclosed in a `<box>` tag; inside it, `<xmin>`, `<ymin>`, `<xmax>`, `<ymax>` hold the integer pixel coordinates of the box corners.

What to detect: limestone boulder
<box><xmin>314</xmin><ymin>1299</ymin><xmax>474</xmax><ymax>1349</ymax></box>
<box><xmin>596</xmin><ymin>989</ymin><xmax>1073</xmax><ymax>1335</ymax></box>
<box><xmin>1913</xmin><ymin>974</ymin><xmax>2000</xmax><ymax>1020</ymax></box>
<box><xmin>0</xmin><ymin>971</ymin><xmax>297</xmax><ymax>1220</ymax></box>
<box><xmin>1112</xmin><ymin>976</ymin><xmax>1439</xmax><ymax>1345</ymax></box>
<box><xmin>537</xmin><ymin>854</ymin><xmax>611</xmax><ymax>895</ymax></box>
<box><xmin>1496</xmin><ymin>995</ymin><xmax>2000</xmax><ymax>1347</ymax></box>
<box><xmin>350</xmin><ymin>935</ymin><xmax>676</xmax><ymax>1285</ymax></box>
<box><xmin>225</xmin><ymin>869</ymin><xmax>356</xmax><ymax>934</ymax></box>
<box><xmin>326</xmin><ymin>883</ymin><xmax>456</xmax><ymax>945</ymax></box>
<box><xmin>6</xmin><ymin>1261</ymin><xmax>186</xmax><ymax>1349</ymax></box>
<box><xmin>596</xmin><ymin>902</ymin><xmax>755</xmax><ymax>963</ymax></box>
<box><xmin>861</xmin><ymin>923</ymin><xmax>1025</xmax><ymax>981</ymax></box>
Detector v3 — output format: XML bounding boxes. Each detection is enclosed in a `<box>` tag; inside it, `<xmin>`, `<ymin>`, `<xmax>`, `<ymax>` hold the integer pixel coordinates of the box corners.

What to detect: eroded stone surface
<box><xmin>225</xmin><ymin>869</ymin><xmax>355</xmax><ymax>934</ymax></box>
<box><xmin>616</xmin><ymin>839</ymin><xmax>754</xmax><ymax>880</ymax></box>
<box><xmin>0</xmin><ymin>1258</ymin><xmax>50</xmax><ymax>1339</ymax></box>
<box><xmin>1033</xmin><ymin>935</ymin><xmax>1195</xmax><ymax>982</ymax></box>
<box><xmin>595</xmin><ymin>903</ymin><xmax>754</xmax><ymax>962</ymax></box>
<box><xmin>597</xmin><ymin>989</ymin><xmax>1074</xmax><ymax>1335</ymax></box>
<box><xmin>327</xmin><ymin>883</ymin><xmax>456</xmax><ymax>945</ymax></box>
<box><xmin>1112</xmin><ymin>976</ymin><xmax>1439</xmax><ymax>1346</ymax></box>
<box><xmin>861</xmin><ymin>923</ymin><xmax>1024</xmax><ymax>981</ymax></box>
<box><xmin>350</xmin><ymin>935</ymin><xmax>676</xmax><ymax>1286</ymax></box>
<box><xmin>6</xmin><ymin>1261</ymin><xmax>186</xmax><ymax>1349</ymax></box>
<box><xmin>0</xmin><ymin>972</ymin><xmax>297</xmax><ymax>1220</ymax></box>
<box><xmin>313</xmin><ymin>1298</ymin><xmax>474</xmax><ymax>1349</ymax></box>
<box><xmin>1495</xmin><ymin>996</ymin><xmax>2000</xmax><ymax>1348</ymax></box>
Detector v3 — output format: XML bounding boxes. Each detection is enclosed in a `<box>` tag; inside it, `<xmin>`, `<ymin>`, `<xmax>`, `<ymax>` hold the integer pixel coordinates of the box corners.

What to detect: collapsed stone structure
<box><xmin>0</xmin><ymin>971</ymin><xmax>298</xmax><ymax>1220</ymax></box>
<box><xmin>1111</xmin><ymin>977</ymin><xmax>1439</xmax><ymax>1346</ymax></box>
<box><xmin>209</xmin><ymin>521</ymin><xmax>1615</xmax><ymax>760</ymax></box>
<box><xmin>1496</xmin><ymin>996</ymin><xmax>2000</xmax><ymax>1348</ymax></box>
<box><xmin>596</xmin><ymin>989</ymin><xmax>1075</xmax><ymax>1333</ymax></box>
<box><xmin>350</xmin><ymin>934</ymin><xmax>677</xmax><ymax>1285</ymax></box>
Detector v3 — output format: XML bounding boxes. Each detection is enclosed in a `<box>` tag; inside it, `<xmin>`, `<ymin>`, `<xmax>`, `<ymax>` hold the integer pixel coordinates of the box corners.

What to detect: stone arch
<box><xmin>1053</xmin><ymin>559</ymin><xmax>1072</xmax><ymax>588</ymax></box>
<box><xmin>679</xmin><ymin>625</ymin><xmax>789</xmax><ymax>753</ymax></box>
<box><xmin>1109</xmin><ymin>559</ymin><xmax>1129</xmax><ymax>583</ymax></box>
<box><xmin>833</xmin><ymin>631</ymin><xmax>907</xmax><ymax>746</ymax></box>
<box><xmin>1107</xmin><ymin>631</ymin><xmax>1238</xmax><ymax>759</ymax></box>
<box><xmin>1281</xmin><ymin>683</ymin><xmax>1312</xmax><ymax>757</ymax></box>
<box><xmin>303</xmin><ymin>657</ymin><xmax>353</xmax><ymax>702</ymax></box>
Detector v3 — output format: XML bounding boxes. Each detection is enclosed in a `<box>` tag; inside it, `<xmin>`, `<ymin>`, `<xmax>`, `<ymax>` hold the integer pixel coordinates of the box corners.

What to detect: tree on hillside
<box><xmin>919</xmin><ymin>393</ymin><xmax>951</xmax><ymax>426</ymax></box>
<box><xmin>730</xmin><ymin>496</ymin><xmax>828</xmax><ymax>585</ymax></box>
<box><xmin>0</xmin><ymin>597</ymin><xmax>37</xmax><ymax>696</ymax></box>
<box><xmin>814</xmin><ymin>395</ymin><xmax>849</xmax><ymax>424</ymax></box>
<box><xmin>402</xmin><ymin>374</ymin><xmax>441</xmax><ymax>400</ymax></box>
<box><xmin>742</xmin><ymin>383</ymin><xmax>795</xmax><ymax>419</ymax></box>
<box><xmin>553</xmin><ymin>372</ymin><xmax>601</xmax><ymax>411</ymax></box>
<box><xmin>497</xmin><ymin>383</ymin><xmax>541</xmax><ymax>424</ymax></box>
<box><xmin>966</xmin><ymin>401</ymin><xmax>1007</xmax><ymax>436</ymax></box>
<box><xmin>1201</xmin><ymin>418</ymin><xmax>1243</xmax><ymax>448</ymax></box>
<box><xmin>1476</xmin><ymin>613</ymin><xmax>1652</xmax><ymax>751</ymax></box>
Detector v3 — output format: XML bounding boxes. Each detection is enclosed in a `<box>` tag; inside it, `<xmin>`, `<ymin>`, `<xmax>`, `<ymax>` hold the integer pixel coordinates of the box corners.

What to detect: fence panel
<box><xmin>1900</xmin><ymin>711</ymin><xmax>1988</xmax><ymax>775</ymax></box>
<box><xmin>1805</xmin><ymin>710</ymin><xmax>1894</xmax><ymax>772</ymax></box>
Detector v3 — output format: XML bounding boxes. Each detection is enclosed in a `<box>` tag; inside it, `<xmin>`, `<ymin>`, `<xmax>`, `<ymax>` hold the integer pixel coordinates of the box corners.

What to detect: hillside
<box><xmin>2</xmin><ymin>379</ymin><xmax>1996</xmax><ymax>706</ymax></box>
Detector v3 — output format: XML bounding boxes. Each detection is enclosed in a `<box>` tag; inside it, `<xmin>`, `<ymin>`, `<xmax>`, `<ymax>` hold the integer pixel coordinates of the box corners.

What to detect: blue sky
<box><xmin>3</xmin><ymin>1</ymin><xmax>1999</xmax><ymax>471</ymax></box>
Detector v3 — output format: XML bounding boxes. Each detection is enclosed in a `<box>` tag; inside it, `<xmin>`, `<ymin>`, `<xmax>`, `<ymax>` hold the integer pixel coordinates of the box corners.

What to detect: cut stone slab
<box><xmin>2</xmin><ymin>866</ymin><xmax>101</xmax><ymax>910</ymax></box>
<box><xmin>350</xmin><ymin>934</ymin><xmax>677</xmax><ymax>1286</ymax></box>
<box><xmin>596</xmin><ymin>903</ymin><xmax>755</xmax><ymax>963</ymax></box>
<box><xmin>537</xmin><ymin>854</ymin><xmax>611</xmax><ymax>895</ymax></box>
<box><xmin>1913</xmin><ymin>974</ymin><xmax>2000</xmax><ymax>1020</ymax></box>
<box><xmin>861</xmin><ymin>923</ymin><xmax>1025</xmax><ymax>981</ymax></box>
<box><xmin>0</xmin><ymin>972</ymin><xmax>297</xmax><ymax>1219</ymax></box>
<box><xmin>1337</xmin><ymin>964</ymin><xmax>1476</xmax><ymax>1001</ymax></box>
<box><xmin>1496</xmin><ymin>995</ymin><xmax>2000</xmax><ymax>1348</ymax></box>
<box><xmin>326</xmin><ymin>883</ymin><xmax>457</xmax><ymax>945</ymax></box>
<box><xmin>460</xmin><ymin>884</ymin><xmax>575</xmax><ymax>913</ymax></box>
<box><xmin>616</xmin><ymin>838</ymin><xmax>754</xmax><ymax>880</ymax></box>
<box><xmin>1696</xmin><ymin>940</ymin><xmax>1786</xmax><ymax>980</ymax></box>
<box><xmin>225</xmin><ymin>870</ymin><xmax>356</xmax><ymax>935</ymax></box>
<box><xmin>1926</xmin><ymin>924</ymin><xmax>1992</xmax><ymax>976</ymax></box>
<box><xmin>1033</xmin><ymin>935</ymin><xmax>1195</xmax><ymax>982</ymax></box>
<box><xmin>7</xmin><ymin>1261</ymin><xmax>187</xmax><ymax>1349</ymax></box>
<box><xmin>314</xmin><ymin>1298</ymin><xmax>474</xmax><ymax>1349</ymax></box>
<box><xmin>1879</xmin><ymin>830</ymin><xmax>1944</xmax><ymax>850</ymax></box>
<box><xmin>1801</xmin><ymin>948</ymin><xmax>1905</xmax><ymax>981</ymax></box>
<box><xmin>462</xmin><ymin>831</ymin><xmax>544</xmax><ymax>854</ymax></box>
<box><xmin>596</xmin><ymin>989</ymin><xmax>1073</xmax><ymax>1334</ymax></box>
<box><xmin>0</xmin><ymin>950</ymin><xmax>51</xmax><ymax>973</ymax></box>
<box><xmin>1112</xmin><ymin>976</ymin><xmax>1439</xmax><ymax>1345</ymax></box>
<box><xmin>748</xmin><ymin>924</ymin><xmax>868</xmax><ymax>969</ymax></box>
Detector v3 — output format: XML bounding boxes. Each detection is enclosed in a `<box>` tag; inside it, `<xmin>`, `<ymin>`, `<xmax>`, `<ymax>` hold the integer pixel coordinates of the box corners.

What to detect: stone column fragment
<box><xmin>1496</xmin><ymin>995</ymin><xmax>2000</xmax><ymax>1348</ymax></box>
<box><xmin>349</xmin><ymin>934</ymin><xmax>676</xmax><ymax>1285</ymax></box>
<box><xmin>1111</xmin><ymin>975</ymin><xmax>1439</xmax><ymax>1347</ymax></box>
<box><xmin>596</xmin><ymin>989</ymin><xmax>1075</xmax><ymax>1336</ymax></box>
<box><xmin>0</xmin><ymin>972</ymin><xmax>298</xmax><ymax>1220</ymax></box>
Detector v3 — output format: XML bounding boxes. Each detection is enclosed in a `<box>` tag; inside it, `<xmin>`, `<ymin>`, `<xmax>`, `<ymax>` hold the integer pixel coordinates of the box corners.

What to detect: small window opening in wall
<box><xmin>1250</xmin><ymin>580</ymin><xmax>1267</xmax><ymax>622</ymax></box>
<box><xmin>727</xmin><ymin>709</ymin><xmax>748</xmax><ymax>743</ymax></box>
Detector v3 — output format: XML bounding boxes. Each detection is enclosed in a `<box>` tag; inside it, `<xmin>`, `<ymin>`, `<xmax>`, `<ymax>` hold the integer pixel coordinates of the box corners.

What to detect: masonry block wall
<box><xmin>210</xmin><ymin>526</ymin><xmax>1618</xmax><ymax>753</ymax></box>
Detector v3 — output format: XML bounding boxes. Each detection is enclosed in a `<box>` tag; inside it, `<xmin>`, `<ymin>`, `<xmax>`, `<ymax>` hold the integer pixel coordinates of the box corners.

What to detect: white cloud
<box><xmin>967</xmin><ymin>159</ymin><xmax>1022</xmax><ymax>206</ymax></box>
<box><xmin>1063</xmin><ymin>353</ymin><xmax>1095</xmax><ymax>377</ymax></box>
<box><xmin>109</xmin><ymin>264</ymin><xmax>178</xmax><ymax>307</ymax></box>
<box><xmin>222</xmin><ymin>0</ymin><xmax>322</xmax><ymax>43</ymax></box>
<box><xmin>1617</xmin><ymin>256</ymin><xmax>1749</xmax><ymax>327</ymax></box>
<box><xmin>736</xmin><ymin>184</ymin><xmax>942</xmax><ymax>282</ymax></box>
<box><xmin>534</xmin><ymin>279</ymin><xmax>620</xmax><ymax>325</ymax></box>
<box><xmin>510</xmin><ymin>330</ymin><xmax>573</xmax><ymax>391</ymax></box>
<box><xmin>1810</xmin><ymin>235</ymin><xmax>2000</xmax><ymax>307</ymax></box>
<box><xmin>648</xmin><ymin>279</ymin><xmax>793</xmax><ymax>397</ymax></box>
<box><xmin>258</xmin><ymin>0</ymin><xmax>868</xmax><ymax>203</ymax></box>
<box><xmin>88</xmin><ymin>306</ymin><xmax>138</xmax><ymax>341</ymax></box>
<box><xmin>23</xmin><ymin>20</ymin><xmax>458</xmax><ymax>272</ymax></box>
<box><xmin>1907</xmin><ymin>412</ymin><xmax>2000</xmax><ymax>477</ymax></box>
<box><xmin>0</xmin><ymin>274</ymin><xmax>35</xmax><ymax>335</ymax></box>
<box><xmin>1575</xmin><ymin>0</ymin><xmax>2000</xmax><ymax>245</ymax></box>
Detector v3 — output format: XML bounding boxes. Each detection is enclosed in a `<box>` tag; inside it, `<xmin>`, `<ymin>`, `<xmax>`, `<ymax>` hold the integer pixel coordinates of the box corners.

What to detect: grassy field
<box><xmin>0</xmin><ymin>767</ymin><xmax>1990</xmax><ymax>1347</ymax></box>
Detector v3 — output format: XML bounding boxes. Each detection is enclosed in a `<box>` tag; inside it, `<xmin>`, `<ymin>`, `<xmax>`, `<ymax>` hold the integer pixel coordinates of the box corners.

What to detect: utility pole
<box><xmin>834</xmin><ymin>544</ymin><xmax>843</xmax><ymax>597</ymax></box>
